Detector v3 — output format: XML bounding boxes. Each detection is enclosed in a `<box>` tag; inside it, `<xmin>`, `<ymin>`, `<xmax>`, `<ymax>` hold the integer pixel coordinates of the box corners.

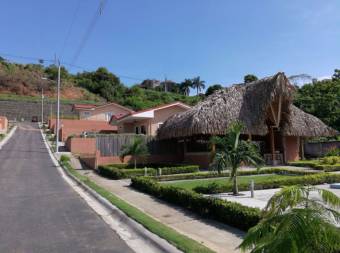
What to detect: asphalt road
<box><xmin>0</xmin><ymin>123</ymin><xmax>134</xmax><ymax>253</ymax></box>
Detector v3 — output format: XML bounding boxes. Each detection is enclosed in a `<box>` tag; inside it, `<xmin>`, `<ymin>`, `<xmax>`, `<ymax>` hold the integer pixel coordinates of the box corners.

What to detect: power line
<box><xmin>0</xmin><ymin>52</ymin><xmax>54</xmax><ymax>63</ymax></box>
<box><xmin>70</xmin><ymin>0</ymin><xmax>107</xmax><ymax>65</ymax></box>
<box><xmin>60</xmin><ymin>0</ymin><xmax>82</xmax><ymax>58</ymax></box>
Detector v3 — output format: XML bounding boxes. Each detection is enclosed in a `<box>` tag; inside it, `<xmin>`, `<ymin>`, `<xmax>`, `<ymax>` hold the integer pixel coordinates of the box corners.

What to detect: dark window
<box><xmin>141</xmin><ymin>125</ymin><xmax>146</xmax><ymax>135</ymax></box>
<box><xmin>135</xmin><ymin>126</ymin><xmax>139</xmax><ymax>134</ymax></box>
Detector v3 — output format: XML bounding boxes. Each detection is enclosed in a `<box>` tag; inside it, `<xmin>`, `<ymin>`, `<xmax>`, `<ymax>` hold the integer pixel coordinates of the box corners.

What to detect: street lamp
<box><xmin>41</xmin><ymin>77</ymin><xmax>47</xmax><ymax>126</ymax></box>
<box><xmin>41</xmin><ymin>60</ymin><xmax>61</xmax><ymax>154</ymax></box>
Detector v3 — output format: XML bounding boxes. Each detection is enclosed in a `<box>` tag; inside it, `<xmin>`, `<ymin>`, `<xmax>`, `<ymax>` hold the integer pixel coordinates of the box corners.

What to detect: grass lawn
<box><xmin>164</xmin><ymin>174</ymin><xmax>296</xmax><ymax>191</ymax></box>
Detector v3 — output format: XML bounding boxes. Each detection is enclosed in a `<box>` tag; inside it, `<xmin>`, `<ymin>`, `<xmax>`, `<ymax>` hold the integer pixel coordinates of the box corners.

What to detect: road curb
<box><xmin>0</xmin><ymin>125</ymin><xmax>17</xmax><ymax>150</ymax></box>
<box><xmin>40</xmin><ymin>129</ymin><xmax>182</xmax><ymax>253</ymax></box>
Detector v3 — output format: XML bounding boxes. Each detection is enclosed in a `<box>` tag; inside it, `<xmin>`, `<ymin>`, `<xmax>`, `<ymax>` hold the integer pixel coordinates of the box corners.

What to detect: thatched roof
<box><xmin>282</xmin><ymin>105</ymin><xmax>337</xmax><ymax>137</ymax></box>
<box><xmin>157</xmin><ymin>72</ymin><xmax>337</xmax><ymax>139</ymax></box>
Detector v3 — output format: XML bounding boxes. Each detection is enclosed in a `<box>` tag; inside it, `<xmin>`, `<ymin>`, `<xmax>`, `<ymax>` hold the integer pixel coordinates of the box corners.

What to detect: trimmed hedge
<box><xmin>155</xmin><ymin>168</ymin><xmax>319</xmax><ymax>182</ymax></box>
<box><xmin>194</xmin><ymin>173</ymin><xmax>340</xmax><ymax>194</ymax></box>
<box><xmin>288</xmin><ymin>160</ymin><xmax>340</xmax><ymax>172</ymax></box>
<box><xmin>107</xmin><ymin>163</ymin><xmax>185</xmax><ymax>170</ymax></box>
<box><xmin>98</xmin><ymin>165</ymin><xmax>200</xmax><ymax>179</ymax></box>
<box><xmin>131</xmin><ymin>177</ymin><xmax>261</xmax><ymax>231</ymax></box>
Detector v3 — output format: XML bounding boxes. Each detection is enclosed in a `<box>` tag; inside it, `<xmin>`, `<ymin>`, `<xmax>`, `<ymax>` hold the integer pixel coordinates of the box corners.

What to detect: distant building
<box><xmin>139</xmin><ymin>79</ymin><xmax>161</xmax><ymax>89</ymax></box>
<box><xmin>72</xmin><ymin>102</ymin><xmax>134</xmax><ymax>122</ymax></box>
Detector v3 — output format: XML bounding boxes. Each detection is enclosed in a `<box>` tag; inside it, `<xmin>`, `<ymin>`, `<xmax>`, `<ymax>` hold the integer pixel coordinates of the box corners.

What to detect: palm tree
<box><xmin>239</xmin><ymin>185</ymin><xmax>340</xmax><ymax>253</ymax></box>
<box><xmin>191</xmin><ymin>76</ymin><xmax>205</xmax><ymax>95</ymax></box>
<box><xmin>179</xmin><ymin>79</ymin><xmax>193</xmax><ymax>96</ymax></box>
<box><xmin>120</xmin><ymin>137</ymin><xmax>149</xmax><ymax>168</ymax></box>
<box><xmin>211</xmin><ymin>122</ymin><xmax>263</xmax><ymax>195</ymax></box>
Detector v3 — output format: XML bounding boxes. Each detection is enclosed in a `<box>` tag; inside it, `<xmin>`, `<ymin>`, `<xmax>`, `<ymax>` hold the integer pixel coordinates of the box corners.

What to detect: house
<box><xmin>72</xmin><ymin>102</ymin><xmax>134</xmax><ymax>122</ymax></box>
<box><xmin>0</xmin><ymin>116</ymin><xmax>8</xmax><ymax>134</ymax></box>
<box><xmin>110</xmin><ymin>102</ymin><xmax>191</xmax><ymax>136</ymax></box>
<box><xmin>48</xmin><ymin>119</ymin><xmax>117</xmax><ymax>141</ymax></box>
<box><xmin>157</xmin><ymin>73</ymin><xmax>337</xmax><ymax>167</ymax></box>
<box><xmin>139</xmin><ymin>79</ymin><xmax>161</xmax><ymax>89</ymax></box>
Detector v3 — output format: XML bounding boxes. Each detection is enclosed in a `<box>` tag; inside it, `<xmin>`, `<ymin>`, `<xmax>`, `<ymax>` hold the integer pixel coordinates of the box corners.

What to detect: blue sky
<box><xmin>1</xmin><ymin>0</ymin><xmax>339</xmax><ymax>88</ymax></box>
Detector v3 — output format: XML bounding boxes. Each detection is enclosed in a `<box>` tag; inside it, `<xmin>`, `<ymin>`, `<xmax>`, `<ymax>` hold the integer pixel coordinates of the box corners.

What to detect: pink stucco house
<box><xmin>73</xmin><ymin>102</ymin><xmax>134</xmax><ymax>122</ymax></box>
<box><xmin>110</xmin><ymin>102</ymin><xmax>191</xmax><ymax>136</ymax></box>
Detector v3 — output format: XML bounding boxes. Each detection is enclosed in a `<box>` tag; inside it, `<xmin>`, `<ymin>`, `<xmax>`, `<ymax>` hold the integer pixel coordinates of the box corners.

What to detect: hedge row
<box><xmin>155</xmin><ymin>167</ymin><xmax>319</xmax><ymax>182</ymax></box>
<box><xmin>130</xmin><ymin>177</ymin><xmax>261</xmax><ymax>231</ymax></box>
<box><xmin>288</xmin><ymin>160</ymin><xmax>340</xmax><ymax>172</ymax></box>
<box><xmin>98</xmin><ymin>165</ymin><xmax>200</xmax><ymax>179</ymax></box>
<box><xmin>194</xmin><ymin>173</ymin><xmax>340</xmax><ymax>194</ymax></box>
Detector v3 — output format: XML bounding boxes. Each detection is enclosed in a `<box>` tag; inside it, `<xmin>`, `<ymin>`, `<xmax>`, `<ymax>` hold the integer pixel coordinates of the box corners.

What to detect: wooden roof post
<box><xmin>270</xmin><ymin>126</ymin><xmax>275</xmax><ymax>165</ymax></box>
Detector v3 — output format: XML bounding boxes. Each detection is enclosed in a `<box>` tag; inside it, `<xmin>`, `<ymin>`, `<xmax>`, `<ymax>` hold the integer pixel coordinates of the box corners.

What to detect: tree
<box><xmin>332</xmin><ymin>69</ymin><xmax>340</xmax><ymax>81</ymax></box>
<box><xmin>44</xmin><ymin>64</ymin><xmax>69</xmax><ymax>80</ymax></box>
<box><xmin>120</xmin><ymin>137</ymin><xmax>149</xmax><ymax>168</ymax></box>
<box><xmin>294</xmin><ymin>79</ymin><xmax>340</xmax><ymax>131</ymax></box>
<box><xmin>239</xmin><ymin>185</ymin><xmax>340</xmax><ymax>253</ymax></box>
<box><xmin>210</xmin><ymin>122</ymin><xmax>263</xmax><ymax>195</ymax></box>
<box><xmin>205</xmin><ymin>84</ymin><xmax>223</xmax><ymax>96</ymax></box>
<box><xmin>179</xmin><ymin>79</ymin><xmax>193</xmax><ymax>96</ymax></box>
<box><xmin>191</xmin><ymin>76</ymin><xmax>205</xmax><ymax>95</ymax></box>
<box><xmin>244</xmin><ymin>74</ymin><xmax>258</xmax><ymax>83</ymax></box>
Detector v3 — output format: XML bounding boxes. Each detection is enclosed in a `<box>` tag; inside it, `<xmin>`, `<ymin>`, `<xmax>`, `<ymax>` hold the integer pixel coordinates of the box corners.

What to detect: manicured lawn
<box><xmin>164</xmin><ymin>174</ymin><xmax>296</xmax><ymax>191</ymax></box>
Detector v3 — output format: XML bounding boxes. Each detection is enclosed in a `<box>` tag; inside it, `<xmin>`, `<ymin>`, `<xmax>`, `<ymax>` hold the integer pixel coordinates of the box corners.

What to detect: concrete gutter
<box><xmin>0</xmin><ymin>125</ymin><xmax>17</xmax><ymax>150</ymax></box>
<box><xmin>40</xmin><ymin>128</ymin><xmax>182</xmax><ymax>253</ymax></box>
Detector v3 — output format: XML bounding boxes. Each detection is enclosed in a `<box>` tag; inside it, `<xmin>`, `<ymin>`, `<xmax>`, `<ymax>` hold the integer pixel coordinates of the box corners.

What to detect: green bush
<box><xmin>98</xmin><ymin>165</ymin><xmax>200</xmax><ymax>179</ymax></box>
<box><xmin>131</xmin><ymin>177</ymin><xmax>261</xmax><ymax>231</ymax></box>
<box><xmin>325</xmin><ymin>148</ymin><xmax>340</xmax><ymax>157</ymax></box>
<box><xmin>60</xmin><ymin>154</ymin><xmax>71</xmax><ymax>163</ymax></box>
<box><xmin>321</xmin><ymin>156</ymin><xmax>340</xmax><ymax>165</ymax></box>
<box><xmin>194</xmin><ymin>173</ymin><xmax>340</xmax><ymax>194</ymax></box>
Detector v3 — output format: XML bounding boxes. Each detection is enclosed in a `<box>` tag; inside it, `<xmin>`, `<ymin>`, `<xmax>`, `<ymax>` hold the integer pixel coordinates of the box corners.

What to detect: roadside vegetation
<box><xmin>59</xmin><ymin>155</ymin><xmax>214</xmax><ymax>253</ymax></box>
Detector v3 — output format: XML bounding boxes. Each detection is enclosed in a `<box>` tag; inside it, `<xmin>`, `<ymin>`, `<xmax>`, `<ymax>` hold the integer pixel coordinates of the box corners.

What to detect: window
<box><xmin>135</xmin><ymin>126</ymin><xmax>139</xmax><ymax>134</ymax></box>
<box><xmin>83</xmin><ymin>111</ymin><xmax>90</xmax><ymax>118</ymax></box>
<box><xmin>140</xmin><ymin>125</ymin><xmax>146</xmax><ymax>135</ymax></box>
<box><xmin>105</xmin><ymin>112</ymin><xmax>113</xmax><ymax>122</ymax></box>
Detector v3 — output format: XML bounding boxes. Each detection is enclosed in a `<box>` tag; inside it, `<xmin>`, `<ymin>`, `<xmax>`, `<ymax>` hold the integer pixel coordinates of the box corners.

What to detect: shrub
<box><xmin>325</xmin><ymin>148</ymin><xmax>340</xmax><ymax>157</ymax></box>
<box><xmin>98</xmin><ymin>165</ymin><xmax>200</xmax><ymax>179</ymax></box>
<box><xmin>60</xmin><ymin>154</ymin><xmax>71</xmax><ymax>163</ymax></box>
<box><xmin>131</xmin><ymin>177</ymin><xmax>261</xmax><ymax>231</ymax></box>
<box><xmin>321</xmin><ymin>156</ymin><xmax>340</xmax><ymax>165</ymax></box>
<box><xmin>193</xmin><ymin>173</ymin><xmax>340</xmax><ymax>194</ymax></box>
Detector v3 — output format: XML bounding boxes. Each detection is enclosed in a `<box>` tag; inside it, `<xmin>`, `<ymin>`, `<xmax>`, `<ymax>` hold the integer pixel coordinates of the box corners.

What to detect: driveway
<box><xmin>0</xmin><ymin>123</ymin><xmax>134</xmax><ymax>253</ymax></box>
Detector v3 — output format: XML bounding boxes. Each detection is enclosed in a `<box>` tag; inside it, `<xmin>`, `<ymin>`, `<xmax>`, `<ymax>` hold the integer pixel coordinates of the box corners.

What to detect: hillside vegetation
<box><xmin>0</xmin><ymin>59</ymin><xmax>201</xmax><ymax>110</ymax></box>
<box><xmin>0</xmin><ymin>58</ymin><xmax>339</xmax><ymax>131</ymax></box>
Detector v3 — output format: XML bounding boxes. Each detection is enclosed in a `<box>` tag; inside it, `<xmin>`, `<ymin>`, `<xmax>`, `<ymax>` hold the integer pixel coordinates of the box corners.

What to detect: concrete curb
<box><xmin>0</xmin><ymin>126</ymin><xmax>17</xmax><ymax>150</ymax></box>
<box><xmin>40</xmin><ymin>128</ymin><xmax>182</xmax><ymax>253</ymax></box>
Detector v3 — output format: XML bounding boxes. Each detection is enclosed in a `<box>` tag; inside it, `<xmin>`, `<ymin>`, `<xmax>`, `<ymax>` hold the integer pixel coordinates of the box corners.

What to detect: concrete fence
<box><xmin>304</xmin><ymin>141</ymin><xmax>340</xmax><ymax>157</ymax></box>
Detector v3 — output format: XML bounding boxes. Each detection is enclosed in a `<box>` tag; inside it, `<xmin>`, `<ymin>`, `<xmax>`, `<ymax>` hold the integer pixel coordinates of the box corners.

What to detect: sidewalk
<box><xmin>77</xmin><ymin>168</ymin><xmax>245</xmax><ymax>253</ymax></box>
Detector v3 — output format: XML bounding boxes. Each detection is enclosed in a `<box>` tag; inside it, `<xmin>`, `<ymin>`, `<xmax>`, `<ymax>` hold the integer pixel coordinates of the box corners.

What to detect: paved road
<box><xmin>0</xmin><ymin>123</ymin><xmax>134</xmax><ymax>253</ymax></box>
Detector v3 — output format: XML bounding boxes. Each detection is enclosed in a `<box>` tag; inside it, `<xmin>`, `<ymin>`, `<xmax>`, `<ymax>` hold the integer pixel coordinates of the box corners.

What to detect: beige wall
<box><xmin>79</xmin><ymin>104</ymin><xmax>131</xmax><ymax>121</ymax></box>
<box><xmin>150</xmin><ymin>106</ymin><xmax>187</xmax><ymax>135</ymax></box>
<box><xmin>117</xmin><ymin>105</ymin><xmax>188</xmax><ymax>136</ymax></box>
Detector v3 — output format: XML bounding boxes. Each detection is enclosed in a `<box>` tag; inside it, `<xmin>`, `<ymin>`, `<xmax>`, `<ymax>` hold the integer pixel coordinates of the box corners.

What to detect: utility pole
<box><xmin>56</xmin><ymin>60</ymin><xmax>61</xmax><ymax>153</ymax></box>
<box><xmin>41</xmin><ymin>87</ymin><xmax>44</xmax><ymax>125</ymax></box>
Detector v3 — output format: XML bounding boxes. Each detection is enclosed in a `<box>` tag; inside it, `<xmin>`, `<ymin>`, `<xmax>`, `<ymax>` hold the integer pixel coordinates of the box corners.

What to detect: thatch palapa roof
<box><xmin>157</xmin><ymin>72</ymin><xmax>337</xmax><ymax>139</ymax></box>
